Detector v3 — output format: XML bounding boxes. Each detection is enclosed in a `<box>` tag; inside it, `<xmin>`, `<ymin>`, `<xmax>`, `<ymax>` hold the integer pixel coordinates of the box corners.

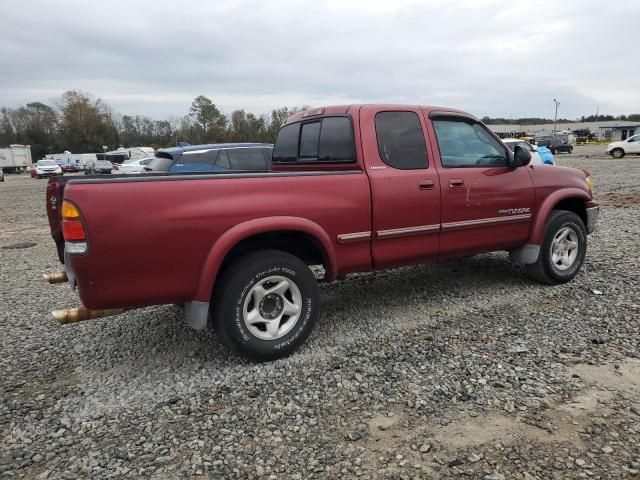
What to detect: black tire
<box><xmin>525</xmin><ymin>210</ymin><xmax>587</xmax><ymax>285</ymax></box>
<box><xmin>213</xmin><ymin>249</ymin><xmax>319</xmax><ymax>361</ymax></box>
<box><xmin>551</xmin><ymin>148</ymin><xmax>558</xmax><ymax>155</ymax></box>
<box><xmin>611</xmin><ymin>148</ymin><xmax>625</xmax><ymax>159</ymax></box>
<box><xmin>569</xmin><ymin>146</ymin><xmax>573</xmax><ymax>153</ymax></box>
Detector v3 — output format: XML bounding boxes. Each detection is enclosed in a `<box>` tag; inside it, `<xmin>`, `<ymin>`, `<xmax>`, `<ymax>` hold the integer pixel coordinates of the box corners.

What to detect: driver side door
<box><xmin>426</xmin><ymin>115</ymin><xmax>535</xmax><ymax>257</ymax></box>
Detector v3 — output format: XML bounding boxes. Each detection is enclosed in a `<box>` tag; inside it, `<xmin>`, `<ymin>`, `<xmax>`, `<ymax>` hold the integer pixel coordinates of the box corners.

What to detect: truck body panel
<box><xmin>49</xmin><ymin>104</ymin><xmax>597</xmax><ymax>321</ymax></box>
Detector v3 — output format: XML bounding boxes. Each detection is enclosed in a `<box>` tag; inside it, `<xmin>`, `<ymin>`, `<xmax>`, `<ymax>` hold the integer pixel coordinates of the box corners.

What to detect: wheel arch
<box><xmin>530</xmin><ymin>189</ymin><xmax>591</xmax><ymax>245</ymax></box>
<box><xmin>193</xmin><ymin>216</ymin><xmax>336</xmax><ymax>302</ymax></box>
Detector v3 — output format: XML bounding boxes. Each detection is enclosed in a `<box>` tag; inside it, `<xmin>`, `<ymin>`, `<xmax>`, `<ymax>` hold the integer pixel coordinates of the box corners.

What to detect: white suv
<box><xmin>607</xmin><ymin>134</ymin><xmax>640</xmax><ymax>158</ymax></box>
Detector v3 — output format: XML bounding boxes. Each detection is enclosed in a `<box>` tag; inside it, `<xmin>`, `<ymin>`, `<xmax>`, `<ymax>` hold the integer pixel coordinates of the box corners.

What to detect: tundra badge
<box><xmin>498</xmin><ymin>208</ymin><xmax>531</xmax><ymax>215</ymax></box>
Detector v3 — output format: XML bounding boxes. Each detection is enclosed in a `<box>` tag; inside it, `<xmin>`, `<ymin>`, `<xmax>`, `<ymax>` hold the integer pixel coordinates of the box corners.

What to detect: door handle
<box><xmin>419</xmin><ymin>180</ymin><xmax>434</xmax><ymax>190</ymax></box>
<box><xmin>449</xmin><ymin>178</ymin><xmax>464</xmax><ymax>188</ymax></box>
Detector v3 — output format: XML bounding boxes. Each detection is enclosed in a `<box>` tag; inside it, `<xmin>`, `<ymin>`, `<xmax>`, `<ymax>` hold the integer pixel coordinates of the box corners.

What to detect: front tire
<box><xmin>526</xmin><ymin>210</ymin><xmax>587</xmax><ymax>284</ymax></box>
<box><xmin>611</xmin><ymin>148</ymin><xmax>625</xmax><ymax>159</ymax></box>
<box><xmin>213</xmin><ymin>250</ymin><xmax>319</xmax><ymax>361</ymax></box>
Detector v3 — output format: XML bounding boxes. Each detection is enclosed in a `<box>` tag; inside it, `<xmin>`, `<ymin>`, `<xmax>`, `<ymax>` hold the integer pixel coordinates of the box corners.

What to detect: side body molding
<box><xmin>528</xmin><ymin>188</ymin><xmax>591</xmax><ymax>245</ymax></box>
<box><xmin>193</xmin><ymin>216</ymin><xmax>337</xmax><ymax>303</ymax></box>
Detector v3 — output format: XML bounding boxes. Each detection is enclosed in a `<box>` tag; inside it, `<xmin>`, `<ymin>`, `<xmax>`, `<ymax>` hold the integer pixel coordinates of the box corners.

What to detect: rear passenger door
<box><xmin>361</xmin><ymin>106</ymin><xmax>441</xmax><ymax>269</ymax></box>
<box><xmin>170</xmin><ymin>150</ymin><xmax>216</xmax><ymax>173</ymax></box>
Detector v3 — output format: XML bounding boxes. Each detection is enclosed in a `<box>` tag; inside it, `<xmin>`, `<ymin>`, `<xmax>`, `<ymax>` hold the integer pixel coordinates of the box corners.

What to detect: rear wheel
<box><xmin>213</xmin><ymin>250</ymin><xmax>319</xmax><ymax>361</ymax></box>
<box><xmin>568</xmin><ymin>146</ymin><xmax>573</xmax><ymax>153</ymax></box>
<box><xmin>611</xmin><ymin>148</ymin><xmax>625</xmax><ymax>159</ymax></box>
<box><xmin>526</xmin><ymin>211</ymin><xmax>587</xmax><ymax>284</ymax></box>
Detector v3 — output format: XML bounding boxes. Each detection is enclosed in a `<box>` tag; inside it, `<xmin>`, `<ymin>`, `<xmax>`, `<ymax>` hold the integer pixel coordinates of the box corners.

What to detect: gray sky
<box><xmin>1</xmin><ymin>0</ymin><xmax>638</xmax><ymax>120</ymax></box>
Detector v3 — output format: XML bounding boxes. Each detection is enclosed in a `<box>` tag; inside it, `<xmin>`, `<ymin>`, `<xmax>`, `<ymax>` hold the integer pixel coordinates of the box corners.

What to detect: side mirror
<box><xmin>509</xmin><ymin>146</ymin><xmax>531</xmax><ymax>168</ymax></box>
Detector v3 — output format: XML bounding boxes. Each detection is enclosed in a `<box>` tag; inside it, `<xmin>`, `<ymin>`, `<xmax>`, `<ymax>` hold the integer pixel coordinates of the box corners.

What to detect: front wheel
<box><xmin>611</xmin><ymin>148</ymin><xmax>625</xmax><ymax>159</ymax></box>
<box><xmin>525</xmin><ymin>210</ymin><xmax>587</xmax><ymax>284</ymax></box>
<box><xmin>213</xmin><ymin>250</ymin><xmax>319</xmax><ymax>361</ymax></box>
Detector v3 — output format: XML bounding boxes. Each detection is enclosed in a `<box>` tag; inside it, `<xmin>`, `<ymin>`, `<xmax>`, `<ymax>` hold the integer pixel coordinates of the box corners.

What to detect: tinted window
<box><xmin>375</xmin><ymin>112</ymin><xmax>428</xmax><ymax>169</ymax></box>
<box><xmin>216</xmin><ymin>150</ymin><xmax>231</xmax><ymax>169</ymax></box>
<box><xmin>273</xmin><ymin>117</ymin><xmax>355</xmax><ymax>163</ymax></box>
<box><xmin>433</xmin><ymin>119</ymin><xmax>507</xmax><ymax>167</ymax></box>
<box><xmin>227</xmin><ymin>148</ymin><xmax>267</xmax><ymax>170</ymax></box>
<box><xmin>169</xmin><ymin>150</ymin><xmax>216</xmax><ymax>173</ymax></box>
<box><xmin>272</xmin><ymin>123</ymin><xmax>300</xmax><ymax>162</ymax></box>
<box><xmin>319</xmin><ymin>117</ymin><xmax>354</xmax><ymax>161</ymax></box>
<box><xmin>300</xmin><ymin>121</ymin><xmax>321</xmax><ymax>159</ymax></box>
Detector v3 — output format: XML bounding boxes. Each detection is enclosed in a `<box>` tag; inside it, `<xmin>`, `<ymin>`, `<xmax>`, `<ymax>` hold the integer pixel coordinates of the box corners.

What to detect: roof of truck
<box><xmin>285</xmin><ymin>104</ymin><xmax>473</xmax><ymax>124</ymax></box>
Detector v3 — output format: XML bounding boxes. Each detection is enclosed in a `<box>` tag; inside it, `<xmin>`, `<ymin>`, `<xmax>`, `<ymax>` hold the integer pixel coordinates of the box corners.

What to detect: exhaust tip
<box><xmin>44</xmin><ymin>272</ymin><xmax>68</xmax><ymax>284</ymax></box>
<box><xmin>51</xmin><ymin>307</ymin><xmax>126</xmax><ymax>325</ymax></box>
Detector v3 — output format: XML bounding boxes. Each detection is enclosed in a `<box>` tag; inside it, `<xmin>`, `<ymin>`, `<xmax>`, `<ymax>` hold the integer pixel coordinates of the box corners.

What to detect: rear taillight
<box><xmin>62</xmin><ymin>200</ymin><xmax>88</xmax><ymax>254</ymax></box>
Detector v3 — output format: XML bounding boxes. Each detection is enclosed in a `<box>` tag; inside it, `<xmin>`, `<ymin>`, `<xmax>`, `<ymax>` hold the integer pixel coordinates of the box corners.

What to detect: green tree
<box><xmin>189</xmin><ymin>95</ymin><xmax>227</xmax><ymax>143</ymax></box>
<box><xmin>59</xmin><ymin>91</ymin><xmax>118</xmax><ymax>153</ymax></box>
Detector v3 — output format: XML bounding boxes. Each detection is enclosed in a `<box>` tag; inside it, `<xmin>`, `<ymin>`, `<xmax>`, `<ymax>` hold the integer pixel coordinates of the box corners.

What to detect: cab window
<box><xmin>433</xmin><ymin>119</ymin><xmax>507</xmax><ymax>167</ymax></box>
<box><xmin>374</xmin><ymin>111</ymin><xmax>428</xmax><ymax>169</ymax></box>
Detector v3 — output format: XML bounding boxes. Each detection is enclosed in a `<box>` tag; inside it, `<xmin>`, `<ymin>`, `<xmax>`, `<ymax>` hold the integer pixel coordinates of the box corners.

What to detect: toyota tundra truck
<box><xmin>45</xmin><ymin>104</ymin><xmax>599</xmax><ymax>360</ymax></box>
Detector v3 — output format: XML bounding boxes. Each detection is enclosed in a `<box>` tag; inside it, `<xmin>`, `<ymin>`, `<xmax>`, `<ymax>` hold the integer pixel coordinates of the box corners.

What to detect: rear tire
<box><xmin>525</xmin><ymin>210</ymin><xmax>587</xmax><ymax>284</ymax></box>
<box><xmin>213</xmin><ymin>249</ymin><xmax>319</xmax><ymax>361</ymax></box>
<box><xmin>611</xmin><ymin>148</ymin><xmax>625</xmax><ymax>159</ymax></box>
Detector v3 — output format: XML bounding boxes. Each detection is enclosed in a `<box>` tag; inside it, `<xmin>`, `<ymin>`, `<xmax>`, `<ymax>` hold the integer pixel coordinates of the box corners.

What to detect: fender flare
<box><xmin>529</xmin><ymin>188</ymin><xmax>591</xmax><ymax>245</ymax></box>
<box><xmin>193</xmin><ymin>216</ymin><xmax>337</xmax><ymax>302</ymax></box>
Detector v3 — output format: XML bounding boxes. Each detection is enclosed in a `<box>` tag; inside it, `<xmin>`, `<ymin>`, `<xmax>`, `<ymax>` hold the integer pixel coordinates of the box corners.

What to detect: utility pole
<box><xmin>553</xmin><ymin>98</ymin><xmax>560</xmax><ymax>135</ymax></box>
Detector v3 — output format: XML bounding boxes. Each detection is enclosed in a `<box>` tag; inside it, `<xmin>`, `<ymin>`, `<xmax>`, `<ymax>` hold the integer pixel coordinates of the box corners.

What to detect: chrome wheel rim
<box><xmin>550</xmin><ymin>227</ymin><xmax>579</xmax><ymax>271</ymax></box>
<box><xmin>242</xmin><ymin>275</ymin><xmax>302</xmax><ymax>341</ymax></box>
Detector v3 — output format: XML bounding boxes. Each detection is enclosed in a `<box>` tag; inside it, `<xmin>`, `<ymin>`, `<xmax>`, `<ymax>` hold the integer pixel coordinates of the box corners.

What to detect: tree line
<box><xmin>481</xmin><ymin>113</ymin><xmax>640</xmax><ymax>125</ymax></box>
<box><xmin>0</xmin><ymin>91</ymin><xmax>307</xmax><ymax>160</ymax></box>
<box><xmin>3</xmin><ymin>90</ymin><xmax>639</xmax><ymax>160</ymax></box>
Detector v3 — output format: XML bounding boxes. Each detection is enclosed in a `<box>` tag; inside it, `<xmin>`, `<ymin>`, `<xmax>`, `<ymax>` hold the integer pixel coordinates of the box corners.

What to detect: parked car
<box><xmin>144</xmin><ymin>143</ymin><xmax>273</xmax><ymax>173</ymax></box>
<box><xmin>0</xmin><ymin>167</ymin><xmax>4</xmax><ymax>182</ymax></box>
<box><xmin>501</xmin><ymin>139</ymin><xmax>545</xmax><ymax>165</ymax></box>
<box><xmin>45</xmin><ymin>104</ymin><xmax>598</xmax><ymax>361</ymax></box>
<box><xmin>35</xmin><ymin>159</ymin><xmax>63</xmax><ymax>178</ymax></box>
<box><xmin>84</xmin><ymin>159</ymin><xmax>113</xmax><ymax>175</ymax></box>
<box><xmin>57</xmin><ymin>161</ymin><xmax>79</xmax><ymax>173</ymax></box>
<box><xmin>606</xmin><ymin>134</ymin><xmax>640</xmax><ymax>158</ymax></box>
<box><xmin>535</xmin><ymin>136</ymin><xmax>573</xmax><ymax>154</ymax></box>
<box><xmin>112</xmin><ymin>157</ymin><xmax>154</xmax><ymax>174</ymax></box>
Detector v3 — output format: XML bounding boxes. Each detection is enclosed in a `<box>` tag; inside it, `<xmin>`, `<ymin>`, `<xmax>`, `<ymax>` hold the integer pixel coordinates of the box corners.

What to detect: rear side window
<box><xmin>273</xmin><ymin>116</ymin><xmax>355</xmax><ymax>163</ymax></box>
<box><xmin>227</xmin><ymin>148</ymin><xmax>267</xmax><ymax>170</ymax></box>
<box><xmin>375</xmin><ymin>112</ymin><xmax>428</xmax><ymax>169</ymax></box>
<box><xmin>169</xmin><ymin>150</ymin><xmax>217</xmax><ymax>173</ymax></box>
<box><xmin>216</xmin><ymin>150</ymin><xmax>231</xmax><ymax>169</ymax></box>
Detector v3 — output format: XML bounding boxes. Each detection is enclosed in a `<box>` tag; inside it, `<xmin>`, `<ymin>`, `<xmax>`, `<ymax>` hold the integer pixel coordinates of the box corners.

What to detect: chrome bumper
<box><xmin>586</xmin><ymin>206</ymin><xmax>599</xmax><ymax>234</ymax></box>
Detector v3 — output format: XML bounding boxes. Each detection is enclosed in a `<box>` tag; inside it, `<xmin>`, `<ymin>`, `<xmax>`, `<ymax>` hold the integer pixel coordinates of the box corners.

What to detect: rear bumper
<box><xmin>586</xmin><ymin>205</ymin><xmax>599</xmax><ymax>234</ymax></box>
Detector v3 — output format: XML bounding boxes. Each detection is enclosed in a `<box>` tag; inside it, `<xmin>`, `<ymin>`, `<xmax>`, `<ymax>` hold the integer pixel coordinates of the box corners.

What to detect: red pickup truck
<box><xmin>45</xmin><ymin>104</ymin><xmax>599</xmax><ymax>360</ymax></box>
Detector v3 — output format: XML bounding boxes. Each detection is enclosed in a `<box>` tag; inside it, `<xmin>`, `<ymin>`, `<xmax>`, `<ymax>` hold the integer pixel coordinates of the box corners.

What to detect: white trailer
<box><xmin>0</xmin><ymin>145</ymin><xmax>33</xmax><ymax>173</ymax></box>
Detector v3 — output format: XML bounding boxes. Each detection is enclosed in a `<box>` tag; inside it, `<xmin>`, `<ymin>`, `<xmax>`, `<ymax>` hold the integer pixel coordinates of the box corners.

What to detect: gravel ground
<box><xmin>1</xmin><ymin>145</ymin><xmax>639</xmax><ymax>479</ymax></box>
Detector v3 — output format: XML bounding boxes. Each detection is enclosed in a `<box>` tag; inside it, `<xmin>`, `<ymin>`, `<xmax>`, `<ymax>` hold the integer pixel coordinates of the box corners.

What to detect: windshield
<box><xmin>38</xmin><ymin>160</ymin><xmax>56</xmax><ymax>166</ymax></box>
